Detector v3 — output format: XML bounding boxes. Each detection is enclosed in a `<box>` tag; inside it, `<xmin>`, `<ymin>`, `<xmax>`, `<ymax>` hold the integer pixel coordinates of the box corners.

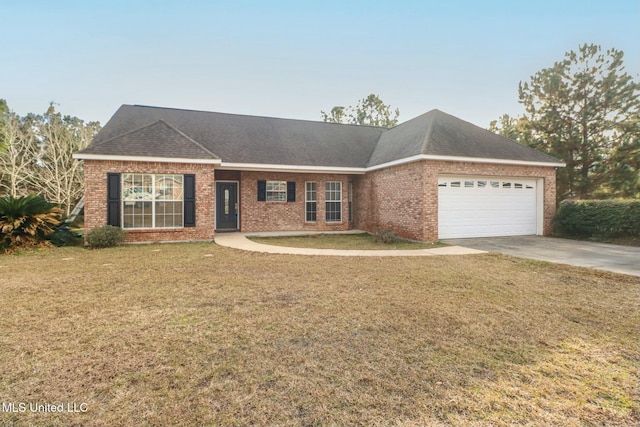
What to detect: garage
<box><xmin>438</xmin><ymin>175</ymin><xmax>540</xmax><ymax>239</ymax></box>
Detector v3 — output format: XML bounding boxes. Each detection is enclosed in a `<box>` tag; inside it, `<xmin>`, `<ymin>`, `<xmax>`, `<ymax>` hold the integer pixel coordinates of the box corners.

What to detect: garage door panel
<box><xmin>438</xmin><ymin>176</ymin><xmax>537</xmax><ymax>239</ymax></box>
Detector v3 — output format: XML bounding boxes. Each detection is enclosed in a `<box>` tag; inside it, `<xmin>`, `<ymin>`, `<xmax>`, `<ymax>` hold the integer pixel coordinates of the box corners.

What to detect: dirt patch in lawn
<box><xmin>0</xmin><ymin>244</ymin><xmax>638</xmax><ymax>426</ymax></box>
<box><xmin>248</xmin><ymin>233</ymin><xmax>447</xmax><ymax>250</ymax></box>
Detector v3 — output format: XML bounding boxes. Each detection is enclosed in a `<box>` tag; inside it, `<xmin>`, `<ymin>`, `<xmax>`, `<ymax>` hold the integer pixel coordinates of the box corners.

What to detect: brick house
<box><xmin>74</xmin><ymin>105</ymin><xmax>564</xmax><ymax>243</ymax></box>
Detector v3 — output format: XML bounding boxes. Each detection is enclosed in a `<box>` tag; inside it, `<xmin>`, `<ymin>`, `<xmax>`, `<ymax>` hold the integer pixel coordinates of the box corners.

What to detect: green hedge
<box><xmin>86</xmin><ymin>225</ymin><xmax>127</xmax><ymax>248</ymax></box>
<box><xmin>554</xmin><ymin>200</ymin><xmax>640</xmax><ymax>238</ymax></box>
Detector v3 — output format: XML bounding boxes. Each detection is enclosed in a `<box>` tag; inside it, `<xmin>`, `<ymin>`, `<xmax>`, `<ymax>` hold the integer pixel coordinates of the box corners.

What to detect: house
<box><xmin>74</xmin><ymin>105</ymin><xmax>564</xmax><ymax>243</ymax></box>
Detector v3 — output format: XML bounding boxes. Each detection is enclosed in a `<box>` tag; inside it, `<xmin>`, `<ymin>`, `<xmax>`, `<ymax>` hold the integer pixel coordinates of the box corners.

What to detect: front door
<box><xmin>216</xmin><ymin>182</ymin><xmax>238</xmax><ymax>229</ymax></box>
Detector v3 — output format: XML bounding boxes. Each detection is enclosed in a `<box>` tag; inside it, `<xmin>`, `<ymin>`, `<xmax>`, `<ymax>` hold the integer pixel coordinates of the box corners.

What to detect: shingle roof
<box><xmin>368</xmin><ymin>109</ymin><xmax>563</xmax><ymax>166</ymax></box>
<box><xmin>77</xmin><ymin>104</ymin><xmax>563</xmax><ymax>168</ymax></box>
<box><xmin>83</xmin><ymin>105</ymin><xmax>384</xmax><ymax>168</ymax></box>
<box><xmin>86</xmin><ymin>119</ymin><xmax>219</xmax><ymax>160</ymax></box>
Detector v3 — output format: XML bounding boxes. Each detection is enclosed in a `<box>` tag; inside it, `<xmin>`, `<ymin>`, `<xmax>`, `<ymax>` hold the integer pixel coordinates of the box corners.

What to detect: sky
<box><xmin>2</xmin><ymin>0</ymin><xmax>639</xmax><ymax>128</ymax></box>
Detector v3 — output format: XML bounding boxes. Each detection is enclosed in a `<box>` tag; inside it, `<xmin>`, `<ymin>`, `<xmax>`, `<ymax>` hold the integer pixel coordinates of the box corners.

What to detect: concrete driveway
<box><xmin>443</xmin><ymin>236</ymin><xmax>640</xmax><ymax>277</ymax></box>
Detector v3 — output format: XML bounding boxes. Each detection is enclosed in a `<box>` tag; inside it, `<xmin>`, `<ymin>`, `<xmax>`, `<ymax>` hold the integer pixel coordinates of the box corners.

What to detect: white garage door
<box><xmin>438</xmin><ymin>176</ymin><xmax>538</xmax><ymax>239</ymax></box>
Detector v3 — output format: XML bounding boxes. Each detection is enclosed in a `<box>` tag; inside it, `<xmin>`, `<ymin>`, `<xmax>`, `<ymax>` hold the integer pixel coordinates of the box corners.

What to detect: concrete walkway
<box><xmin>214</xmin><ymin>232</ymin><xmax>486</xmax><ymax>257</ymax></box>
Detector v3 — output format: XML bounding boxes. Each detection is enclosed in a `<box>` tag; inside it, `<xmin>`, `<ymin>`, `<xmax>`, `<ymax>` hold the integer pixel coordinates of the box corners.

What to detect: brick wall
<box><xmin>353</xmin><ymin>161</ymin><xmax>426</xmax><ymax>241</ymax></box>
<box><xmin>83</xmin><ymin>160</ymin><xmax>215</xmax><ymax>243</ymax></box>
<box><xmin>84</xmin><ymin>159</ymin><xmax>557</xmax><ymax>243</ymax></box>
<box><xmin>353</xmin><ymin>159</ymin><xmax>557</xmax><ymax>242</ymax></box>
<box><xmin>239</xmin><ymin>171</ymin><xmax>353</xmax><ymax>232</ymax></box>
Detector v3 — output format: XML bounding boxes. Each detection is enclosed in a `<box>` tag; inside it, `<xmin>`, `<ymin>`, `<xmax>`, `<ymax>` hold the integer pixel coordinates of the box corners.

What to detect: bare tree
<box><xmin>0</xmin><ymin>112</ymin><xmax>38</xmax><ymax>197</ymax></box>
<box><xmin>34</xmin><ymin>105</ymin><xmax>100</xmax><ymax>216</ymax></box>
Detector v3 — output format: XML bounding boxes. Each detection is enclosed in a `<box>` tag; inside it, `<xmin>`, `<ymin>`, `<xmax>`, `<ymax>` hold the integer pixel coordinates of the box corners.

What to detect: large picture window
<box><xmin>122</xmin><ymin>174</ymin><xmax>183</xmax><ymax>229</ymax></box>
<box><xmin>325</xmin><ymin>181</ymin><xmax>342</xmax><ymax>222</ymax></box>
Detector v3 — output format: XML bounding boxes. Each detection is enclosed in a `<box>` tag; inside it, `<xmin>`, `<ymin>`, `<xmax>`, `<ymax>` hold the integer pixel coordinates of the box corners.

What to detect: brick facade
<box><xmin>239</xmin><ymin>171</ymin><xmax>353</xmax><ymax>233</ymax></box>
<box><xmin>83</xmin><ymin>160</ymin><xmax>215</xmax><ymax>243</ymax></box>
<box><xmin>353</xmin><ymin>161</ymin><xmax>426</xmax><ymax>240</ymax></box>
<box><xmin>353</xmin><ymin>159</ymin><xmax>557</xmax><ymax>242</ymax></box>
<box><xmin>83</xmin><ymin>159</ymin><xmax>557</xmax><ymax>244</ymax></box>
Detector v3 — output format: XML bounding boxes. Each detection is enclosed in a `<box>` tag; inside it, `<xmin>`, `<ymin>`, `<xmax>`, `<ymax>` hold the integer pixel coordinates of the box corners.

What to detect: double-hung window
<box><xmin>325</xmin><ymin>181</ymin><xmax>342</xmax><ymax>222</ymax></box>
<box><xmin>305</xmin><ymin>182</ymin><xmax>317</xmax><ymax>222</ymax></box>
<box><xmin>266</xmin><ymin>181</ymin><xmax>287</xmax><ymax>202</ymax></box>
<box><xmin>122</xmin><ymin>174</ymin><xmax>183</xmax><ymax>228</ymax></box>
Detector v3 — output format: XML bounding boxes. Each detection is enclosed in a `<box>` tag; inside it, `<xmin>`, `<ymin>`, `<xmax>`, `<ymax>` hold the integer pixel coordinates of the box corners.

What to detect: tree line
<box><xmin>0</xmin><ymin>101</ymin><xmax>101</xmax><ymax>216</ymax></box>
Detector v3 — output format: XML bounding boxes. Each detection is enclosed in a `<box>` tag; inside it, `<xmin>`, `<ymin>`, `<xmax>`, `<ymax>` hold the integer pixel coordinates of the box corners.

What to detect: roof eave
<box><xmin>367</xmin><ymin>154</ymin><xmax>565</xmax><ymax>171</ymax></box>
<box><xmin>218</xmin><ymin>162</ymin><xmax>366</xmax><ymax>174</ymax></box>
<box><xmin>72</xmin><ymin>153</ymin><xmax>222</xmax><ymax>165</ymax></box>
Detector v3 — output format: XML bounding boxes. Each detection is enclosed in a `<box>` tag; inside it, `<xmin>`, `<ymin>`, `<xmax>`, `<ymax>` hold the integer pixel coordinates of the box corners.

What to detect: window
<box><xmin>348</xmin><ymin>182</ymin><xmax>353</xmax><ymax>222</ymax></box>
<box><xmin>325</xmin><ymin>181</ymin><xmax>342</xmax><ymax>222</ymax></box>
<box><xmin>502</xmin><ymin>182</ymin><xmax>512</xmax><ymax>188</ymax></box>
<box><xmin>464</xmin><ymin>180</ymin><xmax>474</xmax><ymax>188</ymax></box>
<box><xmin>305</xmin><ymin>182</ymin><xmax>317</xmax><ymax>222</ymax></box>
<box><xmin>122</xmin><ymin>174</ymin><xmax>183</xmax><ymax>229</ymax></box>
<box><xmin>266</xmin><ymin>181</ymin><xmax>287</xmax><ymax>202</ymax></box>
<box><xmin>514</xmin><ymin>183</ymin><xmax>523</xmax><ymax>189</ymax></box>
<box><xmin>450</xmin><ymin>181</ymin><xmax>461</xmax><ymax>188</ymax></box>
<box><xmin>491</xmin><ymin>181</ymin><xmax>500</xmax><ymax>188</ymax></box>
<box><xmin>477</xmin><ymin>180</ymin><xmax>487</xmax><ymax>188</ymax></box>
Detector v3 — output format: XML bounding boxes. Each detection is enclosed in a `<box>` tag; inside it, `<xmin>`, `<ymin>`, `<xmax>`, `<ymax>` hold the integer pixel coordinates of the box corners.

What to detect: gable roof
<box><xmin>86</xmin><ymin>119</ymin><xmax>220</xmax><ymax>161</ymax></box>
<box><xmin>76</xmin><ymin>104</ymin><xmax>564</xmax><ymax>170</ymax></box>
<box><xmin>368</xmin><ymin>109</ymin><xmax>562</xmax><ymax>167</ymax></box>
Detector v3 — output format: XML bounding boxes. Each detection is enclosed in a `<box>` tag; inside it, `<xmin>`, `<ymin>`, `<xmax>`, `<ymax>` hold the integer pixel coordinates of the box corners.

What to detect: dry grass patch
<box><xmin>248</xmin><ymin>233</ymin><xmax>446</xmax><ymax>250</ymax></box>
<box><xmin>0</xmin><ymin>243</ymin><xmax>638</xmax><ymax>426</ymax></box>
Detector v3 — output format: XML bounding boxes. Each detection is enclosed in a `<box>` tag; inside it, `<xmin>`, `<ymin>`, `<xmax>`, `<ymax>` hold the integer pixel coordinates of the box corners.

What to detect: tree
<box><xmin>34</xmin><ymin>104</ymin><xmax>101</xmax><ymax>216</ymax></box>
<box><xmin>0</xmin><ymin>99</ymin><xmax>9</xmax><ymax>151</ymax></box>
<box><xmin>321</xmin><ymin>93</ymin><xmax>400</xmax><ymax>128</ymax></box>
<box><xmin>492</xmin><ymin>44</ymin><xmax>640</xmax><ymax>200</ymax></box>
<box><xmin>0</xmin><ymin>102</ymin><xmax>101</xmax><ymax>215</ymax></box>
<box><xmin>0</xmin><ymin>111</ymin><xmax>39</xmax><ymax>197</ymax></box>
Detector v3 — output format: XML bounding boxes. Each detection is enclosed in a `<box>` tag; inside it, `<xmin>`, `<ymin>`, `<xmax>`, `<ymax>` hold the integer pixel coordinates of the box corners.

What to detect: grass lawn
<box><xmin>248</xmin><ymin>233</ymin><xmax>447</xmax><ymax>250</ymax></box>
<box><xmin>0</xmin><ymin>243</ymin><xmax>638</xmax><ymax>426</ymax></box>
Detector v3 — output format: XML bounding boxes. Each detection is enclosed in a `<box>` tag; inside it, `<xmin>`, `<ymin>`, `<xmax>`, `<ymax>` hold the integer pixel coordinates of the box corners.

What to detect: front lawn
<box><xmin>0</xmin><ymin>244</ymin><xmax>637</xmax><ymax>426</ymax></box>
<box><xmin>248</xmin><ymin>232</ymin><xmax>446</xmax><ymax>250</ymax></box>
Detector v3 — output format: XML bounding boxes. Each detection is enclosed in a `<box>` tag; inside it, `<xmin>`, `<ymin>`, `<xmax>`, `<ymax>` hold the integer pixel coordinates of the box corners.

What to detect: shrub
<box><xmin>373</xmin><ymin>227</ymin><xmax>398</xmax><ymax>244</ymax></box>
<box><xmin>555</xmin><ymin>199</ymin><xmax>640</xmax><ymax>238</ymax></box>
<box><xmin>0</xmin><ymin>194</ymin><xmax>63</xmax><ymax>252</ymax></box>
<box><xmin>86</xmin><ymin>225</ymin><xmax>127</xmax><ymax>248</ymax></box>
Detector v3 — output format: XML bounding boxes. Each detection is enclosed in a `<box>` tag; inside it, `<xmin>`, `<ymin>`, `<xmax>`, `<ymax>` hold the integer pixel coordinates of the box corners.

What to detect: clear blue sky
<box><xmin>2</xmin><ymin>0</ymin><xmax>638</xmax><ymax>128</ymax></box>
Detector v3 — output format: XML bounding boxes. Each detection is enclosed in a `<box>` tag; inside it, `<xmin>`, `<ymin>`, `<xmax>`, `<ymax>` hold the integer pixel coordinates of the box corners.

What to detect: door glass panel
<box><xmin>224</xmin><ymin>189</ymin><xmax>229</xmax><ymax>214</ymax></box>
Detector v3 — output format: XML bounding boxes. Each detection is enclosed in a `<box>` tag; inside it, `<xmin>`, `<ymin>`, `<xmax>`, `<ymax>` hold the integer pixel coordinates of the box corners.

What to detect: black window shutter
<box><xmin>107</xmin><ymin>173</ymin><xmax>121</xmax><ymax>227</ymax></box>
<box><xmin>257</xmin><ymin>180</ymin><xmax>266</xmax><ymax>201</ymax></box>
<box><xmin>184</xmin><ymin>174</ymin><xmax>196</xmax><ymax>227</ymax></box>
<box><xmin>287</xmin><ymin>181</ymin><xmax>296</xmax><ymax>202</ymax></box>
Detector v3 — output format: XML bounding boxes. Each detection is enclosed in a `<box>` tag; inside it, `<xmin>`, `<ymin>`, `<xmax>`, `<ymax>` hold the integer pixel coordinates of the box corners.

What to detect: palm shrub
<box><xmin>0</xmin><ymin>195</ymin><xmax>63</xmax><ymax>251</ymax></box>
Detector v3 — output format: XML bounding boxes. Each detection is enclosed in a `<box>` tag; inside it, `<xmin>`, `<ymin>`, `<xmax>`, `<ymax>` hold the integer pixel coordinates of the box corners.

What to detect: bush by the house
<box><xmin>373</xmin><ymin>227</ymin><xmax>399</xmax><ymax>244</ymax></box>
<box><xmin>0</xmin><ymin>194</ymin><xmax>63</xmax><ymax>253</ymax></box>
<box><xmin>86</xmin><ymin>225</ymin><xmax>127</xmax><ymax>248</ymax></box>
<box><xmin>554</xmin><ymin>199</ymin><xmax>640</xmax><ymax>238</ymax></box>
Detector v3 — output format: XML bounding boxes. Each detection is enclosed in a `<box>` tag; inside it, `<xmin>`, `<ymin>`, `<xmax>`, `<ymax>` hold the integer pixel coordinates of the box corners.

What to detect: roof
<box><xmin>86</xmin><ymin>119</ymin><xmax>219</xmax><ymax>160</ymax></box>
<box><xmin>368</xmin><ymin>109</ymin><xmax>563</xmax><ymax>167</ymax></box>
<box><xmin>76</xmin><ymin>104</ymin><xmax>564</xmax><ymax>169</ymax></box>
